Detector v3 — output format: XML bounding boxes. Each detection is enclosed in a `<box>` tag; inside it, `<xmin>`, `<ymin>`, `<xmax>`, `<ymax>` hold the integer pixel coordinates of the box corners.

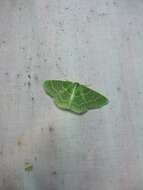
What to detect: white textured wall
<box><xmin>0</xmin><ymin>0</ymin><xmax>143</xmax><ymax>189</ymax></box>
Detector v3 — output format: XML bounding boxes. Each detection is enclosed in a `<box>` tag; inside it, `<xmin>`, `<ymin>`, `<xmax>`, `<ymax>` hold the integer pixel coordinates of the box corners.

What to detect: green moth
<box><xmin>24</xmin><ymin>162</ymin><xmax>33</xmax><ymax>172</ymax></box>
<box><xmin>43</xmin><ymin>80</ymin><xmax>109</xmax><ymax>114</ymax></box>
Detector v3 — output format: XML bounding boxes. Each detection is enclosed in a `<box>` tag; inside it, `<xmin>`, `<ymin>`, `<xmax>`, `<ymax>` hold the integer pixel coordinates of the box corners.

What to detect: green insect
<box><xmin>24</xmin><ymin>162</ymin><xmax>33</xmax><ymax>172</ymax></box>
<box><xmin>43</xmin><ymin>80</ymin><xmax>109</xmax><ymax>114</ymax></box>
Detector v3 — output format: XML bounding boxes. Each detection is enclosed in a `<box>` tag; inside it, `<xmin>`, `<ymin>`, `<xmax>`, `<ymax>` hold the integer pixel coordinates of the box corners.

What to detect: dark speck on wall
<box><xmin>51</xmin><ymin>171</ymin><xmax>57</xmax><ymax>175</ymax></box>
<box><xmin>40</xmin><ymin>42</ymin><xmax>44</xmax><ymax>45</ymax></box>
<box><xmin>28</xmin><ymin>81</ymin><xmax>31</xmax><ymax>88</ymax></box>
<box><xmin>0</xmin><ymin>150</ymin><xmax>3</xmax><ymax>156</ymax></box>
<box><xmin>109</xmin><ymin>179</ymin><xmax>113</xmax><ymax>184</ymax></box>
<box><xmin>17</xmin><ymin>74</ymin><xmax>20</xmax><ymax>78</ymax></box>
<box><xmin>59</xmin><ymin>21</ymin><xmax>64</xmax><ymax>26</ymax></box>
<box><xmin>34</xmin><ymin>74</ymin><xmax>39</xmax><ymax>81</ymax></box>
<box><xmin>2</xmin><ymin>40</ymin><xmax>6</xmax><ymax>44</ymax></box>
<box><xmin>17</xmin><ymin>139</ymin><xmax>22</xmax><ymax>146</ymax></box>
<box><xmin>61</xmin><ymin>179</ymin><xmax>64</xmax><ymax>185</ymax></box>
<box><xmin>117</xmin><ymin>87</ymin><xmax>121</xmax><ymax>92</ymax></box>
<box><xmin>90</xmin><ymin>9</ymin><xmax>94</xmax><ymax>13</ymax></box>
<box><xmin>49</xmin><ymin>126</ymin><xmax>54</xmax><ymax>132</ymax></box>
<box><xmin>0</xmin><ymin>144</ymin><xmax>3</xmax><ymax>156</ymax></box>
<box><xmin>26</xmin><ymin>66</ymin><xmax>31</xmax><ymax>71</ymax></box>
<box><xmin>19</xmin><ymin>7</ymin><xmax>22</xmax><ymax>11</ymax></box>
<box><xmin>126</xmin><ymin>37</ymin><xmax>130</xmax><ymax>41</ymax></box>
<box><xmin>21</xmin><ymin>47</ymin><xmax>25</xmax><ymax>50</ymax></box>
<box><xmin>58</xmin><ymin>57</ymin><xmax>62</xmax><ymax>61</ymax></box>
<box><xmin>28</xmin><ymin>74</ymin><xmax>31</xmax><ymax>79</ymax></box>
<box><xmin>105</xmin><ymin>2</ymin><xmax>109</xmax><ymax>6</ymax></box>
<box><xmin>113</xmin><ymin>1</ymin><xmax>117</xmax><ymax>6</ymax></box>
<box><xmin>2</xmin><ymin>178</ymin><xmax>5</xmax><ymax>185</ymax></box>
<box><xmin>136</xmin><ymin>154</ymin><xmax>140</xmax><ymax>160</ymax></box>
<box><xmin>36</xmin><ymin>53</ymin><xmax>40</xmax><ymax>57</ymax></box>
<box><xmin>128</xmin><ymin>22</ymin><xmax>132</xmax><ymax>25</ymax></box>
<box><xmin>56</xmin><ymin>63</ymin><xmax>66</xmax><ymax>77</ymax></box>
<box><xmin>36</xmin><ymin>65</ymin><xmax>40</xmax><ymax>68</ymax></box>
<box><xmin>86</xmin><ymin>16</ymin><xmax>90</xmax><ymax>22</ymax></box>
<box><xmin>98</xmin><ymin>12</ymin><xmax>108</xmax><ymax>17</ymax></box>
<box><xmin>32</xmin><ymin>97</ymin><xmax>34</xmax><ymax>101</ymax></box>
<box><xmin>4</xmin><ymin>72</ymin><xmax>8</xmax><ymax>76</ymax></box>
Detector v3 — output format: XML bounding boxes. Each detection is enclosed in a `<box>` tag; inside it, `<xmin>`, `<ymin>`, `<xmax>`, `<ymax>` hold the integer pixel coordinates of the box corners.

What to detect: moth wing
<box><xmin>43</xmin><ymin>80</ymin><xmax>73</xmax><ymax>97</ymax></box>
<box><xmin>69</xmin><ymin>85</ymin><xmax>88</xmax><ymax>114</ymax></box>
<box><xmin>80</xmin><ymin>85</ymin><xmax>109</xmax><ymax>109</ymax></box>
<box><xmin>43</xmin><ymin>80</ymin><xmax>74</xmax><ymax>110</ymax></box>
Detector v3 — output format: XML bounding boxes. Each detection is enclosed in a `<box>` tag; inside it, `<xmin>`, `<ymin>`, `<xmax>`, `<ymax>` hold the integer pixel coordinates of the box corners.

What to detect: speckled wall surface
<box><xmin>0</xmin><ymin>0</ymin><xmax>143</xmax><ymax>190</ymax></box>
